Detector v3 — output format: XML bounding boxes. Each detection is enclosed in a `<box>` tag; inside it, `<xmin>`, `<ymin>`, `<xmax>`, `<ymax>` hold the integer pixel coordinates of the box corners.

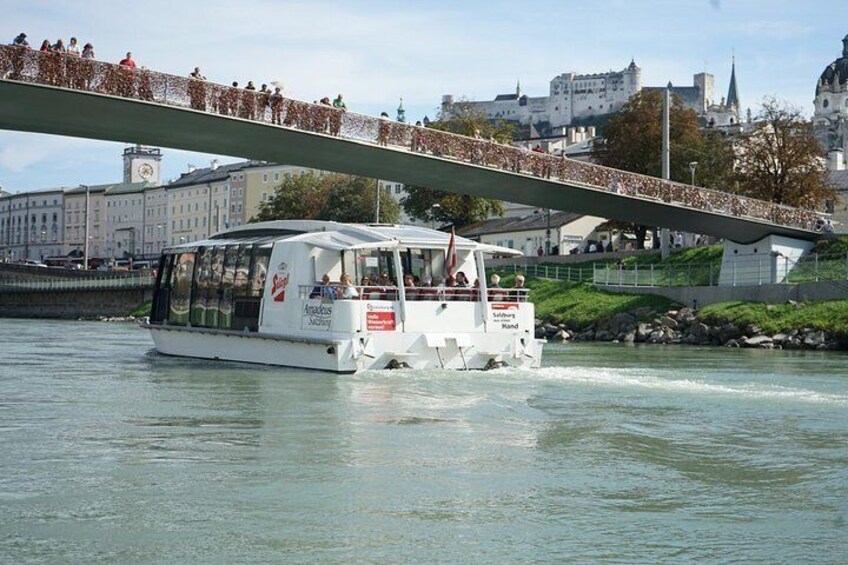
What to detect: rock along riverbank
<box><xmin>535</xmin><ymin>305</ymin><xmax>846</xmax><ymax>351</ymax></box>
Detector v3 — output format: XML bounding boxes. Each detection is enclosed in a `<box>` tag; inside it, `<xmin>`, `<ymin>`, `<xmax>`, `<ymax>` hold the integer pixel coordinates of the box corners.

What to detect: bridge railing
<box><xmin>491</xmin><ymin>252</ymin><xmax>848</xmax><ymax>288</ymax></box>
<box><xmin>0</xmin><ymin>272</ymin><xmax>155</xmax><ymax>292</ymax></box>
<box><xmin>591</xmin><ymin>252</ymin><xmax>848</xmax><ymax>287</ymax></box>
<box><xmin>0</xmin><ymin>45</ymin><xmax>829</xmax><ymax>233</ymax></box>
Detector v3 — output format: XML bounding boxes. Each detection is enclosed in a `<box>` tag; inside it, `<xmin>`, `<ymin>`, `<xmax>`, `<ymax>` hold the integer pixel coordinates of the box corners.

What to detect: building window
<box><xmin>263</xmin><ymin>173</ymin><xmax>269</xmax><ymax>183</ymax></box>
<box><xmin>274</xmin><ymin>172</ymin><xmax>280</xmax><ymax>181</ymax></box>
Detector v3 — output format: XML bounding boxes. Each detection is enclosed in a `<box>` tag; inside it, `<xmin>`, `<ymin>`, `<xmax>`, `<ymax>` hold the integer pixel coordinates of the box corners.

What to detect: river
<box><xmin>0</xmin><ymin>319</ymin><xmax>845</xmax><ymax>563</ymax></box>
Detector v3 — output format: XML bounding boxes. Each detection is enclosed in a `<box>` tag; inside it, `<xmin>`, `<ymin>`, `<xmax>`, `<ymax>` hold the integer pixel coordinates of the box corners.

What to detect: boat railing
<box><xmin>298</xmin><ymin>284</ymin><xmax>529</xmax><ymax>302</ymax></box>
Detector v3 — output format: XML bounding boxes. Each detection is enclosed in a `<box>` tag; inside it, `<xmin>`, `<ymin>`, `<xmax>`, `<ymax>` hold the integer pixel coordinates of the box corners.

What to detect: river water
<box><xmin>0</xmin><ymin>319</ymin><xmax>845</xmax><ymax>563</ymax></box>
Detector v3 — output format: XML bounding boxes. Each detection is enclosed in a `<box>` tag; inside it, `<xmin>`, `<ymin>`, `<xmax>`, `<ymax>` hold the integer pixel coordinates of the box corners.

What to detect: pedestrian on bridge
<box><xmin>332</xmin><ymin>94</ymin><xmax>346</xmax><ymax>111</ymax></box>
<box><xmin>11</xmin><ymin>33</ymin><xmax>29</xmax><ymax>47</ymax></box>
<box><xmin>119</xmin><ymin>52</ymin><xmax>136</xmax><ymax>68</ymax></box>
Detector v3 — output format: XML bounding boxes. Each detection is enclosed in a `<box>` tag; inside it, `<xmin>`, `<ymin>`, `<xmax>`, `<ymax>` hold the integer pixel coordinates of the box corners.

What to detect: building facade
<box><xmin>459</xmin><ymin>211</ymin><xmax>607</xmax><ymax>256</ymax></box>
<box><xmin>814</xmin><ymin>34</ymin><xmax>848</xmax><ymax>170</ymax></box>
<box><xmin>104</xmin><ymin>182</ymin><xmax>149</xmax><ymax>259</ymax></box>
<box><xmin>63</xmin><ymin>184</ymin><xmax>106</xmax><ymax>258</ymax></box>
<box><xmin>1</xmin><ymin>188</ymin><xmax>64</xmax><ymax>261</ymax></box>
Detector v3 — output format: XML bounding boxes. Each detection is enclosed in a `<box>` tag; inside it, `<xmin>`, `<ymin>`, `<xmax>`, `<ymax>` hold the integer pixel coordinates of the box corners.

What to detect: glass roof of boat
<box><xmin>167</xmin><ymin>220</ymin><xmax>522</xmax><ymax>256</ymax></box>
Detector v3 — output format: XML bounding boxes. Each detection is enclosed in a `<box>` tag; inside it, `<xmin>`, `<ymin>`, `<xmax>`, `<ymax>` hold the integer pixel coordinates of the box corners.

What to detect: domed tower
<box><xmin>813</xmin><ymin>34</ymin><xmax>848</xmax><ymax>163</ymax></box>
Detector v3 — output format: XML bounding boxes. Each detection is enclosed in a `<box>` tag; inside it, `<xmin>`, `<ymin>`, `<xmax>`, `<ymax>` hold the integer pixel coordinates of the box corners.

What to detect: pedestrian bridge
<box><xmin>0</xmin><ymin>45</ymin><xmax>829</xmax><ymax>245</ymax></box>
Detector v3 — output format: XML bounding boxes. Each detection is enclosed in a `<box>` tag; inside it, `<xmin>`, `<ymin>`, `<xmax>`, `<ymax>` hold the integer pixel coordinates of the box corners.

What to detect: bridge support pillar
<box><xmin>719</xmin><ymin>235</ymin><xmax>814</xmax><ymax>286</ymax></box>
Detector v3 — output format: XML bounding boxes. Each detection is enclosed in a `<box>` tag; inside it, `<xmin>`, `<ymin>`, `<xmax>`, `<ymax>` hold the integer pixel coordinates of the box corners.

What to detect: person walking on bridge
<box><xmin>11</xmin><ymin>33</ymin><xmax>29</xmax><ymax>47</ymax></box>
<box><xmin>119</xmin><ymin>52</ymin><xmax>137</xmax><ymax>68</ymax></box>
<box><xmin>188</xmin><ymin>67</ymin><xmax>207</xmax><ymax>110</ymax></box>
<box><xmin>333</xmin><ymin>94</ymin><xmax>346</xmax><ymax>111</ymax></box>
<box><xmin>270</xmin><ymin>86</ymin><xmax>284</xmax><ymax>125</ymax></box>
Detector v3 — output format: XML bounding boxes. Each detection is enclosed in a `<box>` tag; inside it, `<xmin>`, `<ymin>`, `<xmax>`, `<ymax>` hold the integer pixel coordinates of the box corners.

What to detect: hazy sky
<box><xmin>1</xmin><ymin>0</ymin><xmax>846</xmax><ymax>192</ymax></box>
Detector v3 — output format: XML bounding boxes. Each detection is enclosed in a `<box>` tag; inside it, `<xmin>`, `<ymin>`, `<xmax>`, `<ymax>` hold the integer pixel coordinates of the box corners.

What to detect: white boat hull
<box><xmin>146</xmin><ymin>324</ymin><xmax>543</xmax><ymax>373</ymax></box>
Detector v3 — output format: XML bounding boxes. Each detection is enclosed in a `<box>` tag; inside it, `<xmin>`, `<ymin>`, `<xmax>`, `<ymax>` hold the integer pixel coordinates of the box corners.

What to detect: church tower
<box><xmin>726</xmin><ymin>56</ymin><xmax>739</xmax><ymax>109</ymax></box>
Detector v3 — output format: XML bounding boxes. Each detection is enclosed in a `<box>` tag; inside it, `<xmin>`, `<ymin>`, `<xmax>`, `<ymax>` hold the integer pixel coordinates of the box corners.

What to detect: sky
<box><xmin>1</xmin><ymin>0</ymin><xmax>846</xmax><ymax>193</ymax></box>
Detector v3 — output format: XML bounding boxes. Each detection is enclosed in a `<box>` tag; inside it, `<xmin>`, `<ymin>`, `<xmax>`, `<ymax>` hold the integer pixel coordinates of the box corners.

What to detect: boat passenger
<box><xmin>512</xmin><ymin>274</ymin><xmax>526</xmax><ymax>302</ymax></box>
<box><xmin>310</xmin><ymin>273</ymin><xmax>336</xmax><ymax>299</ymax></box>
<box><xmin>403</xmin><ymin>273</ymin><xmax>419</xmax><ymax>300</ymax></box>
<box><xmin>455</xmin><ymin>271</ymin><xmax>470</xmax><ymax>287</ymax></box>
<box><xmin>339</xmin><ymin>274</ymin><xmax>359</xmax><ymax>299</ymax></box>
<box><xmin>489</xmin><ymin>273</ymin><xmax>506</xmax><ymax>301</ymax></box>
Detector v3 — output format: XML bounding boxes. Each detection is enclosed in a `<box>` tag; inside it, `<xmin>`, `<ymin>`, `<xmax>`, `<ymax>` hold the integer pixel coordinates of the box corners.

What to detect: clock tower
<box><xmin>122</xmin><ymin>144</ymin><xmax>163</xmax><ymax>185</ymax></box>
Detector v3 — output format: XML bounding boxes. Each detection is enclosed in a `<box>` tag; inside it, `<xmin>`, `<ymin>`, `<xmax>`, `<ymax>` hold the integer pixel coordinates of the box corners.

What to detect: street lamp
<box><xmin>81</xmin><ymin>185</ymin><xmax>90</xmax><ymax>269</ymax></box>
<box><xmin>689</xmin><ymin>161</ymin><xmax>698</xmax><ymax>186</ymax></box>
<box><xmin>431</xmin><ymin>203</ymin><xmax>441</xmax><ymax>231</ymax></box>
<box><xmin>374</xmin><ymin>180</ymin><xmax>381</xmax><ymax>224</ymax></box>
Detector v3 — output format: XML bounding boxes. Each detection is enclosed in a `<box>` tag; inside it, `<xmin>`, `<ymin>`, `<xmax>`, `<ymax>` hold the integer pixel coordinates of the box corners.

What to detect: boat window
<box><xmin>219</xmin><ymin>245</ymin><xmax>238</xmax><ymax>329</ymax></box>
<box><xmin>232</xmin><ymin>243</ymin><xmax>266</xmax><ymax>332</ymax></box>
<box><xmin>249</xmin><ymin>245</ymin><xmax>271</xmax><ymax>298</ymax></box>
<box><xmin>169</xmin><ymin>252</ymin><xmax>195</xmax><ymax>325</ymax></box>
<box><xmin>151</xmin><ymin>253</ymin><xmax>175</xmax><ymax>322</ymax></box>
<box><xmin>402</xmin><ymin>248</ymin><xmax>436</xmax><ymax>285</ymax></box>
<box><xmin>233</xmin><ymin>244</ymin><xmax>251</xmax><ymax>299</ymax></box>
<box><xmin>190</xmin><ymin>246</ymin><xmax>211</xmax><ymax>327</ymax></box>
<box><xmin>355</xmin><ymin>248</ymin><xmax>397</xmax><ymax>285</ymax></box>
<box><xmin>205</xmin><ymin>247</ymin><xmax>225</xmax><ymax>328</ymax></box>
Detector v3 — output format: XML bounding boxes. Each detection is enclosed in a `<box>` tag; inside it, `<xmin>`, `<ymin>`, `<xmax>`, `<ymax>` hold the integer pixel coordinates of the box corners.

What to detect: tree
<box><xmin>592</xmin><ymin>89</ymin><xmax>736</xmax><ymax>247</ymax></box>
<box><xmin>402</xmin><ymin>107</ymin><xmax>510</xmax><ymax>228</ymax></box>
<box><xmin>253</xmin><ymin>171</ymin><xmax>327</xmax><ymax>221</ymax></box>
<box><xmin>431</xmin><ymin>100</ymin><xmax>516</xmax><ymax>143</ymax></box>
<box><xmin>734</xmin><ymin>98</ymin><xmax>836</xmax><ymax>209</ymax></box>
<box><xmin>402</xmin><ymin>186</ymin><xmax>504</xmax><ymax>228</ymax></box>
<box><xmin>592</xmin><ymin>89</ymin><xmax>720</xmax><ymax>183</ymax></box>
<box><xmin>322</xmin><ymin>175</ymin><xmax>401</xmax><ymax>224</ymax></box>
<box><xmin>253</xmin><ymin>172</ymin><xmax>400</xmax><ymax>224</ymax></box>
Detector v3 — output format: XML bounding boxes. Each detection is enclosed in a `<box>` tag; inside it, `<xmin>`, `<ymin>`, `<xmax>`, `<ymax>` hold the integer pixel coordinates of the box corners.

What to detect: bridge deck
<box><xmin>0</xmin><ymin>46</ymin><xmax>827</xmax><ymax>243</ymax></box>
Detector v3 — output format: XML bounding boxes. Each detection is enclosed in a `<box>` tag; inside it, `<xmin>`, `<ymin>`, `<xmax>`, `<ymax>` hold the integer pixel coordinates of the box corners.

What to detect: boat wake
<box><xmin>496</xmin><ymin>365</ymin><xmax>848</xmax><ymax>406</ymax></box>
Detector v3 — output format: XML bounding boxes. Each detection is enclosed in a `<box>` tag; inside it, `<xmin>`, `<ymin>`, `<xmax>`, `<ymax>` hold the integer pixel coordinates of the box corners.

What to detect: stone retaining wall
<box><xmin>0</xmin><ymin>288</ymin><xmax>152</xmax><ymax>319</ymax></box>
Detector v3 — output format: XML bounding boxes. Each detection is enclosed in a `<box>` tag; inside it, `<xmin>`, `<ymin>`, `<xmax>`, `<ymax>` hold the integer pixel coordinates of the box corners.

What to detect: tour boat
<box><xmin>144</xmin><ymin>220</ymin><xmax>544</xmax><ymax>373</ymax></box>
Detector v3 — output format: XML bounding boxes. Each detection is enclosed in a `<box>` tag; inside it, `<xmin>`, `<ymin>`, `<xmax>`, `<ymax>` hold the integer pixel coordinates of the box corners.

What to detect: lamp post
<box><xmin>689</xmin><ymin>161</ymin><xmax>698</xmax><ymax>186</ymax></box>
<box><xmin>430</xmin><ymin>203</ymin><xmax>441</xmax><ymax>231</ymax></box>
<box><xmin>82</xmin><ymin>185</ymin><xmax>90</xmax><ymax>269</ymax></box>
<box><xmin>374</xmin><ymin>180</ymin><xmax>381</xmax><ymax>224</ymax></box>
<box><xmin>24</xmin><ymin>194</ymin><xmax>29</xmax><ymax>261</ymax></box>
<box><xmin>155</xmin><ymin>224</ymin><xmax>164</xmax><ymax>255</ymax></box>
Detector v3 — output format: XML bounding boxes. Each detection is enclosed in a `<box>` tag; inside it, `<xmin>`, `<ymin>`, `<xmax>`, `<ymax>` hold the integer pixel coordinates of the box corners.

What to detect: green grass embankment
<box><xmin>130</xmin><ymin>301</ymin><xmax>152</xmax><ymax>318</ymax></box>
<box><xmin>699</xmin><ymin>300</ymin><xmax>848</xmax><ymax>335</ymax></box>
<box><xmin>496</xmin><ymin>242</ymin><xmax>848</xmax><ymax>335</ymax></box>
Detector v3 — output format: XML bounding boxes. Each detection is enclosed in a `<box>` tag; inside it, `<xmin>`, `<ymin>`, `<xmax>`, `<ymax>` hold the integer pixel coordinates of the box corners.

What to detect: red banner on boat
<box><xmin>366</xmin><ymin>304</ymin><xmax>396</xmax><ymax>331</ymax></box>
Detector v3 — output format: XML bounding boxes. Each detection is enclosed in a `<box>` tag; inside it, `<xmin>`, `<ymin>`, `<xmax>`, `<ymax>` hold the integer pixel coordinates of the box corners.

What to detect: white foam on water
<box><xmin>500</xmin><ymin>365</ymin><xmax>848</xmax><ymax>406</ymax></box>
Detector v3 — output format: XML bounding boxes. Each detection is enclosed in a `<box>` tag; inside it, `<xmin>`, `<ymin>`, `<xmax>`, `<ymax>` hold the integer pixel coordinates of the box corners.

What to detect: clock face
<box><xmin>138</xmin><ymin>163</ymin><xmax>154</xmax><ymax>180</ymax></box>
